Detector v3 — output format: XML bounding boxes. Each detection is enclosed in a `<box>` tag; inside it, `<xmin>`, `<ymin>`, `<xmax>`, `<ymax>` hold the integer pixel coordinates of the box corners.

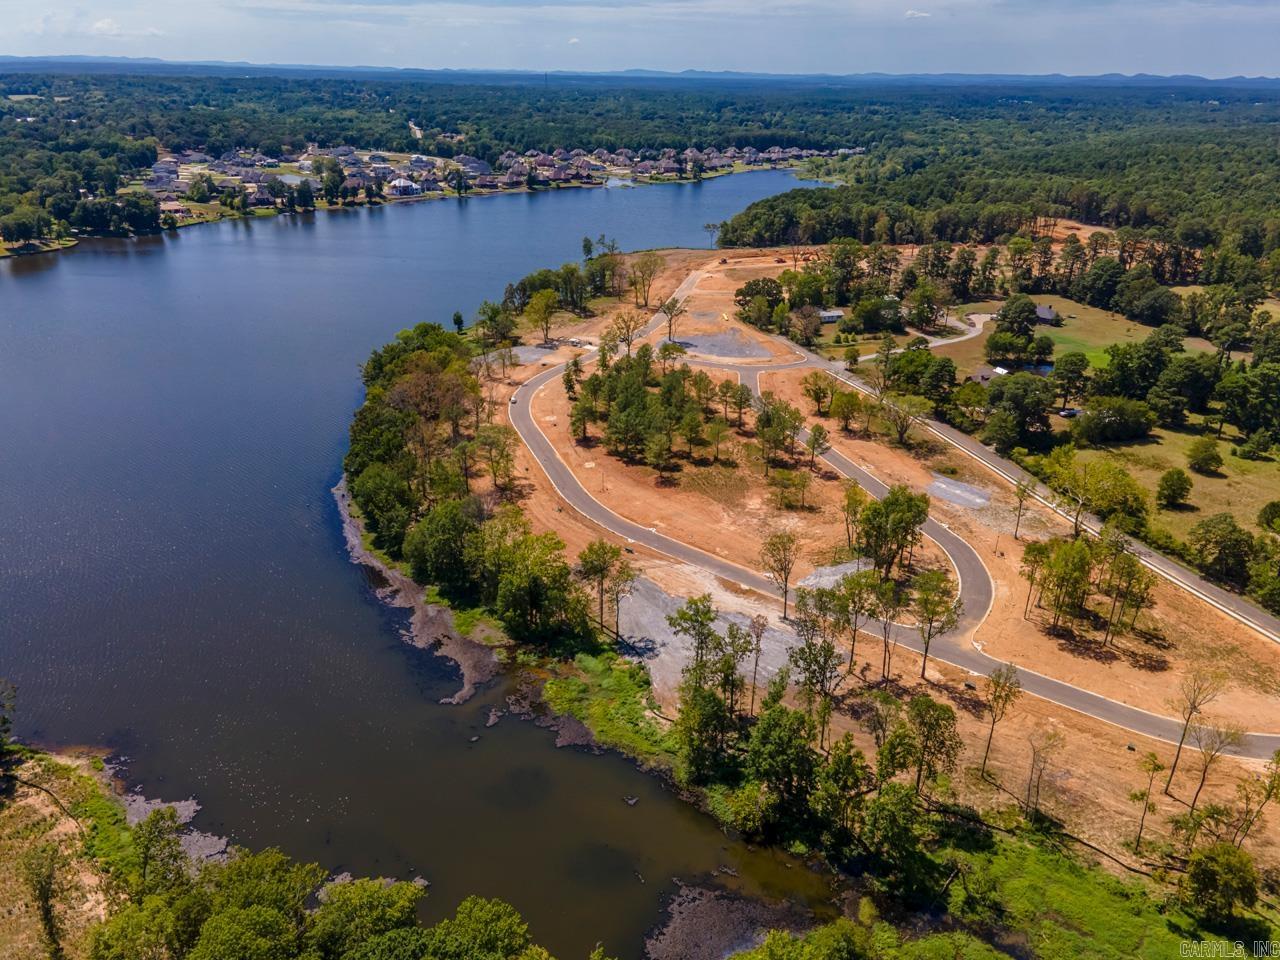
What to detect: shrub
<box><xmin>1184</xmin><ymin>843</ymin><xmax>1258</xmax><ymax>923</ymax></box>
<box><xmin>1156</xmin><ymin>468</ymin><xmax>1192</xmax><ymax>510</ymax></box>
<box><xmin>1186</xmin><ymin>436</ymin><xmax>1223</xmax><ymax>474</ymax></box>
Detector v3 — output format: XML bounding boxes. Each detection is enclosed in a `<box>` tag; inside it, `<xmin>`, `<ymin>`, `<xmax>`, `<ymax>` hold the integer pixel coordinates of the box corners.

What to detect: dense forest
<box><xmin>6</xmin><ymin>69</ymin><xmax>1280</xmax><ymax>243</ymax></box>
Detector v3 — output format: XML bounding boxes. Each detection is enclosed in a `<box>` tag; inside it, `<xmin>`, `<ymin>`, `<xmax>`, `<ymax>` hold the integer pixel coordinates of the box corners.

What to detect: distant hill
<box><xmin>2</xmin><ymin>55</ymin><xmax>1278</xmax><ymax>89</ymax></box>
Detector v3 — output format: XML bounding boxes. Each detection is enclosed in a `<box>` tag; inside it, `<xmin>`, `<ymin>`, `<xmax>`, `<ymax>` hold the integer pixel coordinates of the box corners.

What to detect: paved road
<box><xmin>816</xmin><ymin>350</ymin><xmax>1280</xmax><ymax>646</ymax></box>
<box><xmin>508</xmin><ymin>286</ymin><xmax>1280</xmax><ymax>758</ymax></box>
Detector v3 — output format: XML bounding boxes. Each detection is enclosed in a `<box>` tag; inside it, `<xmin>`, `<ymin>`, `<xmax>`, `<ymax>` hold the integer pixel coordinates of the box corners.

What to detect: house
<box><xmin>159</xmin><ymin>201</ymin><xmax>190</xmax><ymax>217</ymax></box>
<box><xmin>387</xmin><ymin>178</ymin><xmax>421</xmax><ymax>197</ymax></box>
<box><xmin>368</xmin><ymin>153</ymin><xmax>389</xmax><ymax>163</ymax></box>
<box><xmin>1036</xmin><ymin>305</ymin><xmax>1059</xmax><ymax>324</ymax></box>
<box><xmin>819</xmin><ymin>309</ymin><xmax>844</xmax><ymax>325</ymax></box>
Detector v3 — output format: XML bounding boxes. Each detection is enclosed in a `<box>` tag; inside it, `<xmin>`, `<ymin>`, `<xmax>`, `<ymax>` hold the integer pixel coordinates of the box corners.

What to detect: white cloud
<box><xmin>568</xmin><ymin>36</ymin><xmax>580</xmax><ymax>43</ymax></box>
<box><xmin>904</xmin><ymin>8</ymin><xmax>931</xmax><ymax>17</ymax></box>
<box><xmin>90</xmin><ymin>16</ymin><xmax>162</xmax><ymax>37</ymax></box>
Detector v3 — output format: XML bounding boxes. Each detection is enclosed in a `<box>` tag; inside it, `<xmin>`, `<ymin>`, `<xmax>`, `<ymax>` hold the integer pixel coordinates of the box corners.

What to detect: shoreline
<box><xmin>1</xmin><ymin>165</ymin><xmax>804</xmax><ymax>265</ymax></box>
<box><xmin>332</xmin><ymin>476</ymin><xmax>498</xmax><ymax>704</ymax></box>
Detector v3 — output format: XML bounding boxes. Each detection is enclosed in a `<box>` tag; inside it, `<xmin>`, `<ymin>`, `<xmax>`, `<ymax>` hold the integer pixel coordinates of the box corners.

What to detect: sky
<box><xmin>3</xmin><ymin>0</ymin><xmax>1278</xmax><ymax>78</ymax></box>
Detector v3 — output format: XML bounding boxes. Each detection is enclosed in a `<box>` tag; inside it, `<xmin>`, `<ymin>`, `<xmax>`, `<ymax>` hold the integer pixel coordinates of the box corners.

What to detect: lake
<box><xmin>0</xmin><ymin>170</ymin><xmax>827</xmax><ymax>958</ymax></box>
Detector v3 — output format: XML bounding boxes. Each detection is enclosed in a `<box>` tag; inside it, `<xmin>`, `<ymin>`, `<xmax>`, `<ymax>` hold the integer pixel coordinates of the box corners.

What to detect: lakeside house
<box><xmin>387</xmin><ymin>178</ymin><xmax>421</xmax><ymax>197</ymax></box>
<box><xmin>820</xmin><ymin>309</ymin><xmax>844</xmax><ymax>324</ymax></box>
<box><xmin>140</xmin><ymin>139</ymin><xmax>850</xmax><ymax>204</ymax></box>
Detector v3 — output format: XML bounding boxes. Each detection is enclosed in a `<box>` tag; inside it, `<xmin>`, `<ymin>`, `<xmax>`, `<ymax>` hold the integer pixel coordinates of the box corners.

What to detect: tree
<box><xmin>307</xmin><ymin>878</ymin><xmax>424</xmax><ymax>959</ymax></box>
<box><xmin>858</xmin><ymin>485</ymin><xmax>930</xmax><ymax>578</ymax></box>
<box><xmin>746</xmin><ymin>614</ymin><xmax>768</xmax><ymax>716</ymax></box>
<box><xmin>872</xmin><ymin>581</ymin><xmax>907</xmax><ymax>681</ymax></box>
<box><xmin>881</xmin><ymin>393</ymin><xmax>932</xmax><ymax>445</ymax></box>
<box><xmin>605</xmin><ymin>559</ymin><xmax>638</xmax><ymax>637</ymax></box>
<box><xmin>1156</xmin><ymin>467</ymin><xmax>1192</xmax><ymax>510</ymax></box>
<box><xmin>134</xmin><ymin>806</ymin><xmax>187</xmax><ymax>899</ymax></box>
<box><xmin>525</xmin><ymin>288</ymin><xmax>559</xmax><ymax>343</ymax></box>
<box><xmin>1024</xmin><ymin>728</ymin><xmax>1064</xmax><ymax>820</ymax></box>
<box><xmin>981</xmin><ymin>664</ymin><xmax>1022</xmax><ymax>776</ymax></box>
<box><xmin>1187</xmin><ymin>436</ymin><xmax>1223</xmax><ymax>474</ymax></box>
<box><xmin>659</xmin><ymin>296</ymin><xmax>687</xmax><ymax>343</ymax></box>
<box><xmin>800</xmin><ymin>371</ymin><xmax>834</xmax><ymax>415</ymax></box>
<box><xmin>630</xmin><ymin>251</ymin><xmax>665</xmax><ymax>307</ymax></box>
<box><xmin>829</xmin><ymin>389</ymin><xmax>862</xmax><ymax>433</ymax></box>
<box><xmin>911</xmin><ymin>570</ymin><xmax>961</xmax><ymax>679</ymax></box>
<box><xmin>839</xmin><ymin>569</ymin><xmax>878</xmax><ymax>672</ymax></box>
<box><xmin>805</xmin><ymin>424</ymin><xmax>831</xmax><ymax>469</ymax></box>
<box><xmin>1019</xmin><ymin>540</ymin><xmax>1050</xmax><ymax>618</ymax></box>
<box><xmin>610</xmin><ymin>311</ymin><xmax>646</xmax><ymax>357</ymax></box>
<box><xmin>451</xmin><ymin>310</ymin><xmax>464</xmax><ymax>335</ymax></box>
<box><xmin>644</xmin><ymin>430</ymin><xmax>673</xmax><ymax>480</ymax></box>
<box><xmin>839</xmin><ymin>483</ymin><xmax>868</xmax><ymax>552</ymax></box>
<box><xmin>1051</xmin><ymin>352</ymin><xmax>1090</xmax><ymax>407</ymax></box>
<box><xmin>1184</xmin><ymin>843</ymin><xmax>1259</xmax><ymax>923</ymax></box>
<box><xmin>403</xmin><ymin>501</ymin><xmax>477</xmax><ymax>592</ymax></box>
<box><xmin>1166</xmin><ymin>673</ymin><xmax>1226</xmax><ymax>794</ymax></box>
<box><xmin>1188</xmin><ymin>513</ymin><xmax>1256</xmax><ymax>586</ymax></box>
<box><xmin>577</xmin><ymin>539</ymin><xmax>622</xmax><ymax>626</ymax></box>
<box><xmin>809</xmin><ymin>734</ymin><xmax>872</xmax><ymax>853</ymax></box>
<box><xmin>760</xmin><ymin>530</ymin><xmax>800</xmax><ymax>619</ymax></box>
<box><xmin>21</xmin><ymin>843</ymin><xmax>65</xmax><ymax>960</ymax></box>
<box><xmin>788</xmin><ymin>593</ymin><xmax>844</xmax><ymax>746</ymax></box>
<box><xmin>1013</xmin><ymin>477</ymin><xmax>1036</xmax><ymax>539</ymax></box>
<box><xmin>667</xmin><ymin>594</ymin><xmax>721</xmax><ymax>682</ymax></box>
<box><xmin>706</xmin><ymin>417</ymin><xmax>731</xmax><ymax>462</ymax></box>
<box><xmin>1130</xmin><ymin>751</ymin><xmax>1164</xmax><ymax>854</ymax></box>
<box><xmin>1188</xmin><ymin>721</ymin><xmax>1243</xmax><ymax>815</ymax></box>
<box><xmin>905</xmin><ymin>695</ymin><xmax>963</xmax><ymax>795</ymax></box>
<box><xmin>747</xmin><ymin>685</ymin><xmax>817</xmax><ymax>815</ymax></box>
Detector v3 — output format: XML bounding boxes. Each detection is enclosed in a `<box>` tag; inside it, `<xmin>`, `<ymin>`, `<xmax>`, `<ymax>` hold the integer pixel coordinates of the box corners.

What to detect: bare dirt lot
<box><xmin>497</xmin><ymin>247</ymin><xmax>1280</xmax><ymax>873</ymax></box>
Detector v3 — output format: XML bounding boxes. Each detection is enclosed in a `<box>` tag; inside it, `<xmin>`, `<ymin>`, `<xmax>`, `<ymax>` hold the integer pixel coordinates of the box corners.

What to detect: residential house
<box><xmin>387</xmin><ymin>178</ymin><xmax>421</xmax><ymax>197</ymax></box>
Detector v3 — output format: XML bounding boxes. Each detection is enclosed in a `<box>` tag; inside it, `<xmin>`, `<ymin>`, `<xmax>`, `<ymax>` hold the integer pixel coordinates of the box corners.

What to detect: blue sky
<box><xmin>3</xmin><ymin>0</ymin><xmax>1276</xmax><ymax>77</ymax></box>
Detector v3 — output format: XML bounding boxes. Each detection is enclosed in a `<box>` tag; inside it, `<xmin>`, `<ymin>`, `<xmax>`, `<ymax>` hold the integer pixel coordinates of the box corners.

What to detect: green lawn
<box><xmin>1078</xmin><ymin>416</ymin><xmax>1280</xmax><ymax>540</ymax></box>
<box><xmin>937</xmin><ymin>297</ymin><xmax>1157</xmax><ymax>377</ymax></box>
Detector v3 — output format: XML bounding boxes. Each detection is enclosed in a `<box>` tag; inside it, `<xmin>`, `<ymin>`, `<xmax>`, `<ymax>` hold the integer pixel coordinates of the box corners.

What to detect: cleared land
<box><xmin>497</xmin><ymin>248</ymin><xmax>1280</xmax><ymax>881</ymax></box>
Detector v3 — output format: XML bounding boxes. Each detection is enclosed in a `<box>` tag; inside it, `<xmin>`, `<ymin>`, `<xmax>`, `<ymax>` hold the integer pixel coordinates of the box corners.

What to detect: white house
<box><xmin>387</xmin><ymin>178</ymin><xmax>421</xmax><ymax>197</ymax></box>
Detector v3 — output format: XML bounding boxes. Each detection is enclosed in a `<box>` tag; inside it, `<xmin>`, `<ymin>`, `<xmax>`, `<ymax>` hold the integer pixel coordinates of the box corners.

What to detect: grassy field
<box><xmin>1077</xmin><ymin>416</ymin><xmax>1280</xmax><ymax>540</ymax></box>
<box><xmin>1173</xmin><ymin>284</ymin><xmax>1280</xmax><ymax>317</ymax></box>
<box><xmin>937</xmin><ymin>297</ymin><xmax>1156</xmax><ymax>378</ymax></box>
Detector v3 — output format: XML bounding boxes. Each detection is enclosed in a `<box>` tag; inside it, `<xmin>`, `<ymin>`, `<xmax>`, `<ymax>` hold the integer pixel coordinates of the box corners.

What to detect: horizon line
<box><xmin>2</xmin><ymin>54</ymin><xmax>1279</xmax><ymax>86</ymax></box>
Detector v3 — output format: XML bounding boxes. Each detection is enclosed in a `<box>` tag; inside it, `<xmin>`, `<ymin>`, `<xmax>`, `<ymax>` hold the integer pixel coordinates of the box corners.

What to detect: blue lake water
<box><xmin>0</xmin><ymin>170</ymin><xmax>826</xmax><ymax>957</ymax></box>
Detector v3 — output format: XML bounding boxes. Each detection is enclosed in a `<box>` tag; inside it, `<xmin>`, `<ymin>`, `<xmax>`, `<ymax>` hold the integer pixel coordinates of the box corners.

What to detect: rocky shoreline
<box><xmin>332</xmin><ymin>476</ymin><xmax>498</xmax><ymax>704</ymax></box>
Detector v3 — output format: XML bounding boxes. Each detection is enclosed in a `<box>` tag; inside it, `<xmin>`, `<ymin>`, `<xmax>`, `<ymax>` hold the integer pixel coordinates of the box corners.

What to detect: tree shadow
<box><xmin>1045</xmin><ymin>624</ymin><xmax>1122</xmax><ymax>665</ymax></box>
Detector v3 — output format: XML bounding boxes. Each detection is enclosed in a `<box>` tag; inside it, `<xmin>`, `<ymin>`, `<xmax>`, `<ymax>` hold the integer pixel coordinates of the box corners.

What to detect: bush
<box><xmin>1070</xmin><ymin>396</ymin><xmax>1155</xmax><ymax>445</ymax></box>
<box><xmin>1187</xmin><ymin>436</ymin><xmax>1223</xmax><ymax>474</ymax></box>
<box><xmin>1236</xmin><ymin>428</ymin><xmax>1274</xmax><ymax>461</ymax></box>
<box><xmin>1156</xmin><ymin>468</ymin><xmax>1192</xmax><ymax>510</ymax></box>
<box><xmin>1258</xmin><ymin>500</ymin><xmax>1280</xmax><ymax>533</ymax></box>
<box><xmin>1184</xmin><ymin>843</ymin><xmax>1258</xmax><ymax>923</ymax></box>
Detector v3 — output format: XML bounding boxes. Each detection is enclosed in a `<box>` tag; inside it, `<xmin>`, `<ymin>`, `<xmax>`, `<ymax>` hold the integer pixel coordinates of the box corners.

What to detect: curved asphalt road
<box><xmin>508</xmin><ymin>283</ymin><xmax>1280</xmax><ymax>759</ymax></box>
